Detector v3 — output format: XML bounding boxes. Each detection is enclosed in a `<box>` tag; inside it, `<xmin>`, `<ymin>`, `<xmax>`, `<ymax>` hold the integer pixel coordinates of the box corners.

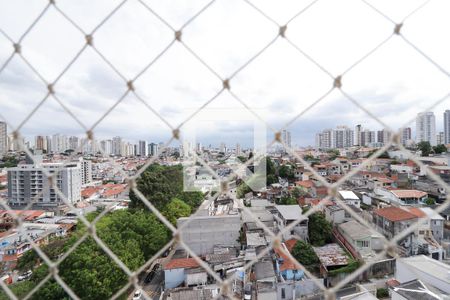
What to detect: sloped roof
<box><xmin>164</xmin><ymin>258</ymin><xmax>200</xmax><ymax>270</ymax></box>
<box><xmin>407</xmin><ymin>207</ymin><xmax>426</xmax><ymax>218</ymax></box>
<box><xmin>390</xmin><ymin>189</ymin><xmax>427</xmax><ymax>199</ymax></box>
<box><xmin>374</xmin><ymin>207</ymin><xmax>417</xmax><ymax>222</ymax></box>
<box><xmin>295</xmin><ymin>180</ymin><xmax>314</xmax><ymax>188</ymax></box>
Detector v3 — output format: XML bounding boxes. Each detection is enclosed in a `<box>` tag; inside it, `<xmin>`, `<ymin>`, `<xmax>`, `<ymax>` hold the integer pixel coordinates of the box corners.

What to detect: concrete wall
<box><xmin>164</xmin><ymin>268</ymin><xmax>185</xmax><ymax>289</ymax></box>
<box><xmin>277</xmin><ymin>279</ymin><xmax>322</xmax><ymax>300</ymax></box>
<box><xmin>177</xmin><ymin>214</ymin><xmax>241</xmax><ymax>256</ymax></box>
<box><xmin>431</xmin><ymin>219</ymin><xmax>444</xmax><ymax>243</ymax></box>
<box><xmin>325</xmin><ymin>208</ymin><xmax>345</xmax><ymax>225</ymax></box>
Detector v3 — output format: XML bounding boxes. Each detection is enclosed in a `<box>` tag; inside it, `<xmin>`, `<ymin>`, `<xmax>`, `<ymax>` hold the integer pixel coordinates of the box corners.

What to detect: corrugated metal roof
<box><xmin>313</xmin><ymin>243</ymin><xmax>349</xmax><ymax>267</ymax></box>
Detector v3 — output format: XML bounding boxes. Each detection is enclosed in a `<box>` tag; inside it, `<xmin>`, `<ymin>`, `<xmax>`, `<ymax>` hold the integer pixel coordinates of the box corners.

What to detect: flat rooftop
<box><xmin>399</xmin><ymin>255</ymin><xmax>450</xmax><ymax>284</ymax></box>
<box><xmin>275</xmin><ymin>205</ymin><xmax>302</xmax><ymax>220</ymax></box>
<box><xmin>338</xmin><ymin>190</ymin><xmax>359</xmax><ymax>200</ymax></box>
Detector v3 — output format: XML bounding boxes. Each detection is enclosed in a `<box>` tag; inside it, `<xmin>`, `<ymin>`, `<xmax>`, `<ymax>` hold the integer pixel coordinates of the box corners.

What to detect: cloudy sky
<box><xmin>0</xmin><ymin>0</ymin><xmax>449</xmax><ymax>148</ymax></box>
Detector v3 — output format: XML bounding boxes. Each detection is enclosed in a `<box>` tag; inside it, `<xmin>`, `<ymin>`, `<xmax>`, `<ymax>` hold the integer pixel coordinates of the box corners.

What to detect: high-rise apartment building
<box><xmin>51</xmin><ymin>134</ymin><xmax>68</xmax><ymax>153</ymax></box>
<box><xmin>281</xmin><ymin>129</ymin><xmax>292</xmax><ymax>149</ymax></box>
<box><xmin>316</xmin><ymin>126</ymin><xmax>353</xmax><ymax>149</ymax></box>
<box><xmin>0</xmin><ymin>122</ymin><xmax>7</xmax><ymax>158</ymax></box>
<box><xmin>80</xmin><ymin>158</ymin><xmax>92</xmax><ymax>185</ymax></box>
<box><xmin>377</xmin><ymin>129</ymin><xmax>391</xmax><ymax>145</ymax></box>
<box><xmin>68</xmin><ymin>136</ymin><xmax>79</xmax><ymax>151</ymax></box>
<box><xmin>35</xmin><ymin>135</ymin><xmax>45</xmax><ymax>151</ymax></box>
<box><xmin>45</xmin><ymin>136</ymin><xmax>52</xmax><ymax>153</ymax></box>
<box><xmin>112</xmin><ymin>136</ymin><xmax>122</xmax><ymax>156</ymax></box>
<box><xmin>7</xmin><ymin>162</ymin><xmax>82</xmax><ymax>208</ymax></box>
<box><xmin>316</xmin><ymin>129</ymin><xmax>332</xmax><ymax>149</ymax></box>
<box><xmin>401</xmin><ymin>127</ymin><xmax>412</xmax><ymax>146</ymax></box>
<box><xmin>236</xmin><ymin>143</ymin><xmax>241</xmax><ymax>156</ymax></box>
<box><xmin>437</xmin><ymin>132</ymin><xmax>445</xmax><ymax>145</ymax></box>
<box><xmin>138</xmin><ymin>140</ymin><xmax>147</xmax><ymax>156</ymax></box>
<box><xmin>220</xmin><ymin>142</ymin><xmax>226</xmax><ymax>153</ymax></box>
<box><xmin>148</xmin><ymin>142</ymin><xmax>159</xmax><ymax>157</ymax></box>
<box><xmin>444</xmin><ymin>110</ymin><xmax>450</xmax><ymax>144</ymax></box>
<box><xmin>354</xmin><ymin>124</ymin><xmax>361</xmax><ymax>146</ymax></box>
<box><xmin>416</xmin><ymin>112</ymin><xmax>436</xmax><ymax>146</ymax></box>
<box><xmin>360</xmin><ymin>129</ymin><xmax>376</xmax><ymax>147</ymax></box>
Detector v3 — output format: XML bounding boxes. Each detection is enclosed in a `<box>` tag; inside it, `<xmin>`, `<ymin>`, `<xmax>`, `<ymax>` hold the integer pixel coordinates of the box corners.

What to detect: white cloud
<box><xmin>0</xmin><ymin>0</ymin><xmax>449</xmax><ymax>147</ymax></box>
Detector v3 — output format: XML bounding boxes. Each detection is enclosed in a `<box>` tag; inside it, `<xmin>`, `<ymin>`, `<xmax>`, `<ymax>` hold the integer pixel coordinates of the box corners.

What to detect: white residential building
<box><xmin>7</xmin><ymin>162</ymin><xmax>82</xmax><ymax>208</ymax></box>
<box><xmin>444</xmin><ymin>110</ymin><xmax>450</xmax><ymax>144</ymax></box>
<box><xmin>395</xmin><ymin>255</ymin><xmax>450</xmax><ymax>295</ymax></box>
<box><xmin>401</xmin><ymin>127</ymin><xmax>412</xmax><ymax>146</ymax></box>
<box><xmin>79</xmin><ymin>158</ymin><xmax>92</xmax><ymax>185</ymax></box>
<box><xmin>274</xmin><ymin>205</ymin><xmax>308</xmax><ymax>241</ymax></box>
<box><xmin>0</xmin><ymin>122</ymin><xmax>7</xmax><ymax>158</ymax></box>
<box><xmin>112</xmin><ymin>136</ymin><xmax>122</xmax><ymax>156</ymax></box>
<box><xmin>281</xmin><ymin>129</ymin><xmax>292</xmax><ymax>149</ymax></box>
<box><xmin>416</xmin><ymin>112</ymin><xmax>436</xmax><ymax>146</ymax></box>
<box><xmin>316</xmin><ymin>126</ymin><xmax>354</xmax><ymax>149</ymax></box>
<box><xmin>137</xmin><ymin>140</ymin><xmax>147</xmax><ymax>156</ymax></box>
<box><xmin>437</xmin><ymin>131</ymin><xmax>444</xmax><ymax>145</ymax></box>
<box><xmin>354</xmin><ymin>124</ymin><xmax>362</xmax><ymax>146</ymax></box>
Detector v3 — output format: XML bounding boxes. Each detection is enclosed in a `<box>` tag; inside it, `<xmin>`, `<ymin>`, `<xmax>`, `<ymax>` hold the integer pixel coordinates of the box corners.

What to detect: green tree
<box><xmin>308</xmin><ymin>213</ymin><xmax>333</xmax><ymax>246</ymax></box>
<box><xmin>129</xmin><ymin>164</ymin><xmax>203</xmax><ymax>211</ymax></box>
<box><xmin>424</xmin><ymin>197</ymin><xmax>436</xmax><ymax>206</ymax></box>
<box><xmin>266</xmin><ymin>157</ymin><xmax>276</xmax><ymax>177</ymax></box>
<box><xmin>327</xmin><ymin>149</ymin><xmax>340</xmax><ymax>160</ymax></box>
<box><xmin>266</xmin><ymin>174</ymin><xmax>278</xmax><ymax>185</ymax></box>
<box><xmin>237</xmin><ymin>156</ymin><xmax>247</xmax><ymax>163</ymax></box>
<box><xmin>179</xmin><ymin>191</ymin><xmax>204</xmax><ymax>208</ymax></box>
<box><xmin>2</xmin><ymin>210</ymin><xmax>171</xmax><ymax>300</ymax></box>
<box><xmin>376</xmin><ymin>288</ymin><xmax>389</xmax><ymax>298</ymax></box>
<box><xmin>279</xmin><ymin>165</ymin><xmax>295</xmax><ymax>179</ymax></box>
<box><xmin>433</xmin><ymin>144</ymin><xmax>447</xmax><ymax>154</ymax></box>
<box><xmin>163</xmin><ymin>198</ymin><xmax>192</xmax><ymax>224</ymax></box>
<box><xmin>417</xmin><ymin>141</ymin><xmax>432</xmax><ymax>157</ymax></box>
<box><xmin>303</xmin><ymin>154</ymin><xmax>314</xmax><ymax>161</ymax></box>
<box><xmin>291</xmin><ymin>187</ymin><xmax>307</xmax><ymax>199</ymax></box>
<box><xmin>237</xmin><ymin>182</ymin><xmax>252</xmax><ymax>198</ymax></box>
<box><xmin>0</xmin><ymin>281</ymin><xmax>35</xmax><ymax>300</ymax></box>
<box><xmin>0</xmin><ymin>156</ymin><xmax>18</xmax><ymax>168</ymax></box>
<box><xmin>291</xmin><ymin>240</ymin><xmax>319</xmax><ymax>266</ymax></box>
<box><xmin>279</xmin><ymin>196</ymin><xmax>297</xmax><ymax>205</ymax></box>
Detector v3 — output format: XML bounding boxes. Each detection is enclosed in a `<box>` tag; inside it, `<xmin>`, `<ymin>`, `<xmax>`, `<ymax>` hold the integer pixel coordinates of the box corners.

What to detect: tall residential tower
<box><xmin>416</xmin><ymin>112</ymin><xmax>436</xmax><ymax>146</ymax></box>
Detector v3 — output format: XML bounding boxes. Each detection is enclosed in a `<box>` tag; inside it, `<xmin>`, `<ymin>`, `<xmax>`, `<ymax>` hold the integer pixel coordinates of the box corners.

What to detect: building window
<box><xmin>281</xmin><ymin>288</ymin><xmax>285</xmax><ymax>299</ymax></box>
<box><xmin>356</xmin><ymin>240</ymin><xmax>369</xmax><ymax>248</ymax></box>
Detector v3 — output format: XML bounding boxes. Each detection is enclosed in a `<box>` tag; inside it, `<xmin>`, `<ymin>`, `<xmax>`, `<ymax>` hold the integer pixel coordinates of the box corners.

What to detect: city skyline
<box><xmin>4</xmin><ymin>106</ymin><xmax>450</xmax><ymax>150</ymax></box>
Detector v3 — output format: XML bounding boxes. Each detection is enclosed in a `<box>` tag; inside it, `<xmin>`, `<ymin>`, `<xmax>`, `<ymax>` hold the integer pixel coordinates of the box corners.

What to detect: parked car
<box><xmin>132</xmin><ymin>290</ymin><xmax>142</xmax><ymax>300</ymax></box>
<box><xmin>17</xmin><ymin>270</ymin><xmax>32</xmax><ymax>282</ymax></box>
<box><xmin>144</xmin><ymin>263</ymin><xmax>161</xmax><ymax>284</ymax></box>
<box><xmin>244</xmin><ymin>283</ymin><xmax>252</xmax><ymax>300</ymax></box>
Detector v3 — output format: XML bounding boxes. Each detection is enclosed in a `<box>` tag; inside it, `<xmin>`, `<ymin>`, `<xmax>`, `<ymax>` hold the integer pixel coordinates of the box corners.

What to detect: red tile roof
<box><xmin>407</xmin><ymin>207</ymin><xmax>426</xmax><ymax>218</ymax></box>
<box><xmin>390</xmin><ymin>190</ymin><xmax>427</xmax><ymax>199</ymax></box>
<box><xmin>81</xmin><ymin>187</ymin><xmax>101</xmax><ymax>198</ymax></box>
<box><xmin>310</xmin><ymin>199</ymin><xmax>334</xmax><ymax>207</ymax></box>
<box><xmin>164</xmin><ymin>258</ymin><xmax>200</xmax><ymax>270</ymax></box>
<box><xmin>295</xmin><ymin>180</ymin><xmax>314</xmax><ymax>188</ymax></box>
<box><xmin>374</xmin><ymin>207</ymin><xmax>417</xmax><ymax>222</ymax></box>
<box><xmin>2</xmin><ymin>254</ymin><xmax>17</xmax><ymax>262</ymax></box>
<box><xmin>285</xmin><ymin>239</ymin><xmax>297</xmax><ymax>252</ymax></box>
<box><xmin>0</xmin><ymin>210</ymin><xmax>45</xmax><ymax>221</ymax></box>
<box><xmin>274</xmin><ymin>244</ymin><xmax>298</xmax><ymax>272</ymax></box>
<box><xmin>316</xmin><ymin>186</ymin><xmax>328</xmax><ymax>197</ymax></box>
<box><xmin>386</xmin><ymin>278</ymin><xmax>400</xmax><ymax>287</ymax></box>
<box><xmin>101</xmin><ymin>184</ymin><xmax>127</xmax><ymax>197</ymax></box>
